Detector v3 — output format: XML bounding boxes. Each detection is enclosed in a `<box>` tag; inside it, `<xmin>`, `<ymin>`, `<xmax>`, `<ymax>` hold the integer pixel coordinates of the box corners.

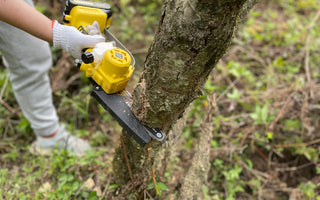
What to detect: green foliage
<box><xmin>227</xmin><ymin>89</ymin><xmax>241</xmax><ymax>101</ymax></box>
<box><xmin>39</xmin><ymin>149</ymin><xmax>106</xmax><ymax>199</ymax></box>
<box><xmin>210</xmin><ymin>159</ymin><xmax>247</xmax><ymax>200</ymax></box>
<box><xmin>35</xmin><ymin>5</ymin><xmax>46</xmax><ymax>14</ymax></box>
<box><xmin>17</xmin><ymin>117</ymin><xmax>32</xmax><ymax>134</ymax></box>
<box><xmin>292</xmin><ymin>146</ymin><xmax>318</xmax><ymax>162</ymax></box>
<box><xmin>2</xmin><ymin>144</ymin><xmax>19</xmax><ymax>162</ymax></box>
<box><xmin>147</xmin><ymin>179</ymin><xmax>169</xmax><ymax>196</ymax></box>
<box><xmin>227</xmin><ymin>61</ymin><xmax>255</xmax><ymax>83</ymax></box>
<box><xmin>283</xmin><ymin>119</ymin><xmax>301</xmax><ymax>131</ymax></box>
<box><xmin>250</xmin><ymin>104</ymin><xmax>275</xmax><ymax>125</ymax></box>
<box><xmin>222</xmin><ymin>164</ymin><xmax>245</xmax><ymax>200</ymax></box>
<box><xmin>0</xmin><ymin>146</ymin><xmax>110</xmax><ymax>200</ymax></box>
<box><xmin>56</xmin><ymin>90</ymin><xmax>91</xmax><ymax>124</ymax></box>
<box><xmin>299</xmin><ymin>182</ymin><xmax>317</xmax><ymax>200</ymax></box>
<box><xmin>0</xmin><ymin>153</ymin><xmax>46</xmax><ymax>199</ymax></box>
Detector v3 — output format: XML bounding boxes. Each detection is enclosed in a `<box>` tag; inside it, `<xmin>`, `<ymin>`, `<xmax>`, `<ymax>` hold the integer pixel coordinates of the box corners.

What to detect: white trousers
<box><xmin>0</xmin><ymin>0</ymin><xmax>59</xmax><ymax>137</ymax></box>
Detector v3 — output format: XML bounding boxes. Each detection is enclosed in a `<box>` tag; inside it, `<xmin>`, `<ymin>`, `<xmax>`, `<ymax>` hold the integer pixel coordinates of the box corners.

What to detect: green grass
<box><xmin>0</xmin><ymin>146</ymin><xmax>111</xmax><ymax>200</ymax></box>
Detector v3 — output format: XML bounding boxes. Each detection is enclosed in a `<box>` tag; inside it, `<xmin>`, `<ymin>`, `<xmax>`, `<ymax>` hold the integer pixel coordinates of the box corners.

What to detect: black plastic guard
<box><xmin>91</xmin><ymin>85</ymin><xmax>167</xmax><ymax>147</ymax></box>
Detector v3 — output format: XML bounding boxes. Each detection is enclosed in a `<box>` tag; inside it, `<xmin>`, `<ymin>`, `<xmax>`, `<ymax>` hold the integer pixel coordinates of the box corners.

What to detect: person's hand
<box><xmin>52</xmin><ymin>20</ymin><xmax>105</xmax><ymax>59</ymax></box>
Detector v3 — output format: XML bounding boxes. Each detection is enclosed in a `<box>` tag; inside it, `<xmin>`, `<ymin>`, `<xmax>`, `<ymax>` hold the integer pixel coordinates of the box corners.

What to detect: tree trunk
<box><xmin>113</xmin><ymin>0</ymin><xmax>256</xmax><ymax>190</ymax></box>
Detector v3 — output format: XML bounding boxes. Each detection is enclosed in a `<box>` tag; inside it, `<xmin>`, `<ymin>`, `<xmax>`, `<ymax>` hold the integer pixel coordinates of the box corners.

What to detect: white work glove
<box><xmin>52</xmin><ymin>20</ymin><xmax>105</xmax><ymax>59</ymax></box>
<box><xmin>86</xmin><ymin>21</ymin><xmax>102</xmax><ymax>36</ymax></box>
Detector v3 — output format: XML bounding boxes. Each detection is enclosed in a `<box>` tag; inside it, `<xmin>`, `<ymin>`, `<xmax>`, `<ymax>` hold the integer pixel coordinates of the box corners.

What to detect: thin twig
<box><xmin>0</xmin><ymin>73</ymin><xmax>15</xmax><ymax>113</ymax></box>
<box><xmin>73</xmin><ymin>173</ymin><xmax>95</xmax><ymax>200</ymax></box>
<box><xmin>145</xmin><ymin>190</ymin><xmax>155</xmax><ymax>200</ymax></box>
<box><xmin>119</xmin><ymin>179</ymin><xmax>145</xmax><ymax>198</ymax></box>
<box><xmin>237</xmin><ymin>160</ymin><xmax>270</xmax><ymax>181</ymax></box>
<box><xmin>65</xmin><ymin>72</ymin><xmax>82</xmax><ymax>89</ymax></box>
<box><xmin>94</xmin><ymin>170</ymin><xmax>101</xmax><ymax>197</ymax></box>
<box><xmin>138</xmin><ymin>189</ymin><xmax>145</xmax><ymax>200</ymax></box>
<box><xmin>120</xmin><ymin>135</ymin><xmax>136</xmax><ymax>193</ymax></box>
<box><xmin>273</xmin><ymin>137</ymin><xmax>320</xmax><ymax>148</ymax></box>
<box><xmin>146</xmin><ymin>145</ymin><xmax>158</xmax><ymax>196</ymax></box>
<box><xmin>0</xmin><ymin>73</ymin><xmax>9</xmax><ymax>98</ymax></box>
<box><xmin>267</xmin><ymin>91</ymin><xmax>296</xmax><ymax>132</ymax></box>
<box><xmin>216</xmin><ymin>79</ymin><xmax>239</xmax><ymax>101</ymax></box>
<box><xmin>99</xmin><ymin>175</ymin><xmax>111</xmax><ymax>200</ymax></box>
<box><xmin>275</xmin><ymin>162</ymin><xmax>314</xmax><ymax>172</ymax></box>
<box><xmin>0</xmin><ymin>99</ymin><xmax>15</xmax><ymax>113</ymax></box>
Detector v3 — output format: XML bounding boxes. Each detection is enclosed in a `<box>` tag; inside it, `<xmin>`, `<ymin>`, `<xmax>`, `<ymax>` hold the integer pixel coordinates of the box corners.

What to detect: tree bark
<box><xmin>132</xmin><ymin>0</ymin><xmax>247</xmax><ymax>131</ymax></box>
<box><xmin>113</xmin><ymin>0</ymin><xmax>257</xmax><ymax>190</ymax></box>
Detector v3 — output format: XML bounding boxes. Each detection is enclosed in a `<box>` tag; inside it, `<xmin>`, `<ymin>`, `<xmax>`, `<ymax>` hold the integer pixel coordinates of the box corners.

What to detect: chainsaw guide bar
<box><xmin>90</xmin><ymin>80</ymin><xmax>166</xmax><ymax>147</ymax></box>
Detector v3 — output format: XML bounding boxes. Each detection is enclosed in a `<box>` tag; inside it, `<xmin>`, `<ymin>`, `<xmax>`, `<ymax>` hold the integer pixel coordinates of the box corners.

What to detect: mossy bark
<box><xmin>132</xmin><ymin>0</ymin><xmax>248</xmax><ymax>131</ymax></box>
<box><xmin>113</xmin><ymin>0</ymin><xmax>255</xmax><ymax>186</ymax></box>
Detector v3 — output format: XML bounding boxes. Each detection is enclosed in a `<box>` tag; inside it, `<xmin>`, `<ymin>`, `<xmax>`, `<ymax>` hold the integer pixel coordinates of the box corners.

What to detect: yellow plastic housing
<box><xmin>80</xmin><ymin>48</ymin><xmax>134</xmax><ymax>94</ymax></box>
<box><xmin>64</xmin><ymin>6</ymin><xmax>110</xmax><ymax>33</ymax></box>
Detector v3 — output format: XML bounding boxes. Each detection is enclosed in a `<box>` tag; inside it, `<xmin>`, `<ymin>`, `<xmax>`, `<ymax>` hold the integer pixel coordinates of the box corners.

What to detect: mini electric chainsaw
<box><xmin>62</xmin><ymin>0</ymin><xmax>165</xmax><ymax>146</ymax></box>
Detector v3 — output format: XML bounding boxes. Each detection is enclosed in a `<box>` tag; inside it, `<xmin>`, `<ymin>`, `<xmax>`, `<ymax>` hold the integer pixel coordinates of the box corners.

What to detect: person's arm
<box><xmin>0</xmin><ymin>0</ymin><xmax>53</xmax><ymax>43</ymax></box>
<box><xmin>0</xmin><ymin>0</ymin><xmax>105</xmax><ymax>59</ymax></box>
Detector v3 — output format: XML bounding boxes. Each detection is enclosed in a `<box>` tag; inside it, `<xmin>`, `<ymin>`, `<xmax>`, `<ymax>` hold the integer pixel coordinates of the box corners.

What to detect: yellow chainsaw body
<box><xmin>63</xmin><ymin>1</ymin><xmax>134</xmax><ymax>94</ymax></box>
<box><xmin>80</xmin><ymin>48</ymin><xmax>134</xmax><ymax>94</ymax></box>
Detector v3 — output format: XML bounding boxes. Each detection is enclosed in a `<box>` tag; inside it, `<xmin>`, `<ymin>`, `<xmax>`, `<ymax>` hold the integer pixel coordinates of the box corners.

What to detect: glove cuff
<box><xmin>52</xmin><ymin>20</ymin><xmax>65</xmax><ymax>49</ymax></box>
<box><xmin>51</xmin><ymin>20</ymin><xmax>55</xmax><ymax>28</ymax></box>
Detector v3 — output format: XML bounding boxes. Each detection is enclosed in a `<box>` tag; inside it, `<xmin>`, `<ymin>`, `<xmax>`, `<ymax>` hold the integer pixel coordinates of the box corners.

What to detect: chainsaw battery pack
<box><xmin>63</xmin><ymin>0</ymin><xmax>112</xmax><ymax>33</ymax></box>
